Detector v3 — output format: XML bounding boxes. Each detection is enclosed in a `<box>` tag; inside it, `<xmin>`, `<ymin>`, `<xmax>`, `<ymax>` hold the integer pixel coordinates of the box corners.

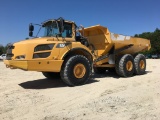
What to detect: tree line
<box><xmin>0</xmin><ymin>28</ymin><xmax>160</xmax><ymax>55</ymax></box>
<box><xmin>0</xmin><ymin>44</ymin><xmax>8</xmax><ymax>55</ymax></box>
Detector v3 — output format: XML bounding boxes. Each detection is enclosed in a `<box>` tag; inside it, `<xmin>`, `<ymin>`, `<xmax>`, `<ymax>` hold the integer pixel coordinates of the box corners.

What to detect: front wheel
<box><xmin>60</xmin><ymin>55</ymin><xmax>92</xmax><ymax>86</ymax></box>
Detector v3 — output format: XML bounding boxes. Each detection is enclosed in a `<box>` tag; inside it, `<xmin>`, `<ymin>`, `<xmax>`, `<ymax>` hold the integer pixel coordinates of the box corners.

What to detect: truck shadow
<box><xmin>93</xmin><ymin>70</ymin><xmax>152</xmax><ymax>78</ymax></box>
<box><xmin>19</xmin><ymin>71</ymin><xmax>152</xmax><ymax>89</ymax></box>
<box><xmin>93</xmin><ymin>71</ymin><xmax>120</xmax><ymax>79</ymax></box>
<box><xmin>19</xmin><ymin>78</ymin><xmax>66</xmax><ymax>89</ymax></box>
<box><xmin>19</xmin><ymin>78</ymin><xmax>99</xmax><ymax>89</ymax></box>
<box><xmin>145</xmin><ymin>71</ymin><xmax>152</xmax><ymax>74</ymax></box>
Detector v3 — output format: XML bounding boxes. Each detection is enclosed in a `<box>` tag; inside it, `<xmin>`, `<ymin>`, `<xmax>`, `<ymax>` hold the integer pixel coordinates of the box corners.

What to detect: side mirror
<box><xmin>29</xmin><ymin>24</ymin><xmax>34</xmax><ymax>31</ymax></box>
<box><xmin>59</xmin><ymin>18</ymin><xmax>64</xmax><ymax>33</ymax></box>
<box><xmin>29</xmin><ymin>31</ymin><xmax>33</xmax><ymax>37</ymax></box>
<box><xmin>29</xmin><ymin>24</ymin><xmax>34</xmax><ymax>37</ymax></box>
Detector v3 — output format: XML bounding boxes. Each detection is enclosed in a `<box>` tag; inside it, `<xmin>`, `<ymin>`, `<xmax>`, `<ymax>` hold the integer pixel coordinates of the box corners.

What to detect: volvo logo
<box><xmin>56</xmin><ymin>43</ymin><xmax>70</xmax><ymax>48</ymax></box>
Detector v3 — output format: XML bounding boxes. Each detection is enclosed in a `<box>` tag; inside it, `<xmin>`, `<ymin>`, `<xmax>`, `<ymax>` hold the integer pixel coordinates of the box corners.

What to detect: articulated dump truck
<box><xmin>4</xmin><ymin>17</ymin><xmax>151</xmax><ymax>86</ymax></box>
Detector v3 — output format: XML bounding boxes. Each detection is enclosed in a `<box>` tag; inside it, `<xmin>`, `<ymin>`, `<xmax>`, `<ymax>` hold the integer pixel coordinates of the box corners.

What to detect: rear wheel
<box><xmin>60</xmin><ymin>55</ymin><xmax>92</xmax><ymax>86</ymax></box>
<box><xmin>116</xmin><ymin>54</ymin><xmax>134</xmax><ymax>77</ymax></box>
<box><xmin>115</xmin><ymin>56</ymin><xmax>123</xmax><ymax>76</ymax></box>
<box><xmin>42</xmin><ymin>72</ymin><xmax>60</xmax><ymax>79</ymax></box>
<box><xmin>134</xmin><ymin>54</ymin><xmax>146</xmax><ymax>75</ymax></box>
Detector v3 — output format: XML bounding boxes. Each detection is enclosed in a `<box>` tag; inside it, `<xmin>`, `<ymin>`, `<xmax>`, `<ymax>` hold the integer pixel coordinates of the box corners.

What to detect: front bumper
<box><xmin>4</xmin><ymin>59</ymin><xmax>64</xmax><ymax>72</ymax></box>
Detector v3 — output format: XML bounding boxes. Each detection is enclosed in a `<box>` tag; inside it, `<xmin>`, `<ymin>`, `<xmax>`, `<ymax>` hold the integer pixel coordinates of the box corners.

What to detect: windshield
<box><xmin>43</xmin><ymin>21</ymin><xmax>72</xmax><ymax>38</ymax></box>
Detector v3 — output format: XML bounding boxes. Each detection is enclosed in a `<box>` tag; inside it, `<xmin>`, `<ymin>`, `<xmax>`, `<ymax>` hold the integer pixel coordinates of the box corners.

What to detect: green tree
<box><xmin>0</xmin><ymin>43</ymin><xmax>12</xmax><ymax>54</ymax></box>
<box><xmin>0</xmin><ymin>44</ymin><xmax>5</xmax><ymax>55</ymax></box>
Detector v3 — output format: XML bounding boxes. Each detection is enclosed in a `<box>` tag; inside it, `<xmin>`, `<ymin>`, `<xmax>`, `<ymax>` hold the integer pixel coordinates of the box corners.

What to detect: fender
<box><xmin>62</xmin><ymin>47</ymin><xmax>93</xmax><ymax>62</ymax></box>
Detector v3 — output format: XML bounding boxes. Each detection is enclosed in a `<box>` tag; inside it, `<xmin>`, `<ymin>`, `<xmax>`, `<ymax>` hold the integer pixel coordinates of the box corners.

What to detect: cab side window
<box><xmin>62</xmin><ymin>23</ymin><xmax>72</xmax><ymax>38</ymax></box>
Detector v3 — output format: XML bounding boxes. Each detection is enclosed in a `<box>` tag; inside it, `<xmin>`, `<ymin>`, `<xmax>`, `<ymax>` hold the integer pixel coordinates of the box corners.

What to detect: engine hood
<box><xmin>9</xmin><ymin>37</ymin><xmax>62</xmax><ymax>60</ymax></box>
<box><xmin>14</xmin><ymin>37</ymin><xmax>57</xmax><ymax>45</ymax></box>
<box><xmin>14</xmin><ymin>36</ymin><xmax>75</xmax><ymax>45</ymax></box>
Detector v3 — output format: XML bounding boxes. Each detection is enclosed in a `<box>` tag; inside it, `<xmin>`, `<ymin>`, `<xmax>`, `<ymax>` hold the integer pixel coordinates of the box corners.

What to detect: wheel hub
<box><xmin>126</xmin><ymin>61</ymin><xmax>133</xmax><ymax>71</ymax></box>
<box><xmin>73</xmin><ymin>63</ymin><xmax>86</xmax><ymax>78</ymax></box>
<box><xmin>139</xmin><ymin>60</ymin><xmax>145</xmax><ymax>69</ymax></box>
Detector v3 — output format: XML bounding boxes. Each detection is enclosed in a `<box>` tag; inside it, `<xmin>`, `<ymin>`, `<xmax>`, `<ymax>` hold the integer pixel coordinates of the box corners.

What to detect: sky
<box><xmin>0</xmin><ymin>0</ymin><xmax>159</xmax><ymax>46</ymax></box>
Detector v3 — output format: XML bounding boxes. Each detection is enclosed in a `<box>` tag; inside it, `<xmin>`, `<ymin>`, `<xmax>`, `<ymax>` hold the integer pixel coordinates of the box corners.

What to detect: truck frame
<box><xmin>4</xmin><ymin>17</ymin><xmax>151</xmax><ymax>86</ymax></box>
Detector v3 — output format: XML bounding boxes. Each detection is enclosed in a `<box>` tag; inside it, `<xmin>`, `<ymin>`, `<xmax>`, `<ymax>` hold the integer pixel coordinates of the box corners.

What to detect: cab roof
<box><xmin>42</xmin><ymin>19</ymin><xmax>75</xmax><ymax>25</ymax></box>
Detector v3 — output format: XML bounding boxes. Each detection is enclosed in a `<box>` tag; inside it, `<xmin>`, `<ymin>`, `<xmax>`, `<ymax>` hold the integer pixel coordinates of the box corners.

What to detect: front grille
<box><xmin>34</xmin><ymin>44</ymin><xmax>54</xmax><ymax>52</ymax></box>
<box><xmin>33</xmin><ymin>52</ymin><xmax>51</xmax><ymax>58</ymax></box>
<box><xmin>6</xmin><ymin>44</ymin><xmax>14</xmax><ymax>60</ymax></box>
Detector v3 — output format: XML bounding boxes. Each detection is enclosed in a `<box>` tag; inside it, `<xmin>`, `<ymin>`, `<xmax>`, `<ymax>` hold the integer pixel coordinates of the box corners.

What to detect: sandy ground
<box><xmin>0</xmin><ymin>59</ymin><xmax>160</xmax><ymax>120</ymax></box>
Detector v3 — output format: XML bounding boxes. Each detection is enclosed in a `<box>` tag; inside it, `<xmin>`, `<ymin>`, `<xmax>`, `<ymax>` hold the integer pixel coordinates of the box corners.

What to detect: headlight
<box><xmin>15</xmin><ymin>55</ymin><xmax>25</xmax><ymax>59</ymax></box>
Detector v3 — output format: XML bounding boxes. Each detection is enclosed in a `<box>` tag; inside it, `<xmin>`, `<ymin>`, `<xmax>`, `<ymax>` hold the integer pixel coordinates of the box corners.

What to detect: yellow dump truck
<box><xmin>4</xmin><ymin>17</ymin><xmax>151</xmax><ymax>86</ymax></box>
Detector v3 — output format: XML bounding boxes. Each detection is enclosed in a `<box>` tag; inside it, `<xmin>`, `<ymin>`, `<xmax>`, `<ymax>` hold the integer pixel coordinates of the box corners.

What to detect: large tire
<box><xmin>115</xmin><ymin>56</ymin><xmax>123</xmax><ymax>76</ymax></box>
<box><xmin>93</xmin><ymin>67</ymin><xmax>106</xmax><ymax>74</ymax></box>
<box><xmin>116</xmin><ymin>54</ymin><xmax>134</xmax><ymax>77</ymax></box>
<box><xmin>60</xmin><ymin>55</ymin><xmax>92</xmax><ymax>86</ymax></box>
<box><xmin>42</xmin><ymin>72</ymin><xmax>60</xmax><ymax>79</ymax></box>
<box><xmin>134</xmin><ymin>54</ymin><xmax>146</xmax><ymax>75</ymax></box>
